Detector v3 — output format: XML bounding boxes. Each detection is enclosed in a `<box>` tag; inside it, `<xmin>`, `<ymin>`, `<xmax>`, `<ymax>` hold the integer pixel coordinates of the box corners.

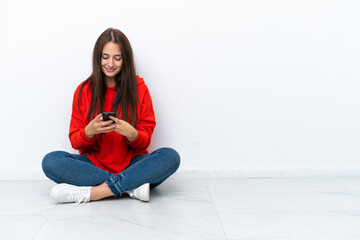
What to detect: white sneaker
<box><xmin>127</xmin><ymin>183</ymin><xmax>150</xmax><ymax>202</ymax></box>
<box><xmin>50</xmin><ymin>183</ymin><xmax>92</xmax><ymax>205</ymax></box>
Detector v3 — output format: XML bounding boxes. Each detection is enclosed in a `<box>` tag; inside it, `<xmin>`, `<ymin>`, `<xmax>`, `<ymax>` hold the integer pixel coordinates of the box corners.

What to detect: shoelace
<box><xmin>69</xmin><ymin>189</ymin><xmax>90</xmax><ymax>205</ymax></box>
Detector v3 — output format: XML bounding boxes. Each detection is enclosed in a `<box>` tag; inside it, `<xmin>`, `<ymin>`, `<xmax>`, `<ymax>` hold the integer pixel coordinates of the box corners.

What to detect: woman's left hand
<box><xmin>109</xmin><ymin>116</ymin><xmax>138</xmax><ymax>142</ymax></box>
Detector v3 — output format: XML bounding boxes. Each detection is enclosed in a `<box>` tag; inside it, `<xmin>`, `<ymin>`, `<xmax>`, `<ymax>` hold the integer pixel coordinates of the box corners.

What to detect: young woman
<box><xmin>42</xmin><ymin>28</ymin><xmax>180</xmax><ymax>204</ymax></box>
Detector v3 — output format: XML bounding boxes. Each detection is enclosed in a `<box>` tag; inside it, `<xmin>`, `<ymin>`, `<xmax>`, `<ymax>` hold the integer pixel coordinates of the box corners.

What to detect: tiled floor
<box><xmin>1</xmin><ymin>177</ymin><xmax>360</xmax><ymax>240</ymax></box>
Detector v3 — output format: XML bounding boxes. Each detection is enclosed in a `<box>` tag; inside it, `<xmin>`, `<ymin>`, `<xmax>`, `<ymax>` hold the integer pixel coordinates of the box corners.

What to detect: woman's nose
<box><xmin>107</xmin><ymin>58</ymin><xmax>114</xmax><ymax>67</ymax></box>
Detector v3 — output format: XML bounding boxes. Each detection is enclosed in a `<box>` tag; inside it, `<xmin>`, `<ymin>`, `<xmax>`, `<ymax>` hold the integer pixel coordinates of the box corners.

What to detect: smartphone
<box><xmin>102</xmin><ymin>112</ymin><xmax>116</xmax><ymax>123</ymax></box>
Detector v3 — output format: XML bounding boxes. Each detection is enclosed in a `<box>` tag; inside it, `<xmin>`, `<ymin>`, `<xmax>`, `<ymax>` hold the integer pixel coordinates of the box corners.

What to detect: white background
<box><xmin>0</xmin><ymin>0</ymin><xmax>359</xmax><ymax>178</ymax></box>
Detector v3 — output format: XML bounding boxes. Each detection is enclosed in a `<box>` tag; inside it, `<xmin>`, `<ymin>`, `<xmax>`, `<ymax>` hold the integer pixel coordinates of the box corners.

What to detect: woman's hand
<box><xmin>84</xmin><ymin>114</ymin><xmax>116</xmax><ymax>139</ymax></box>
<box><xmin>109</xmin><ymin>116</ymin><xmax>138</xmax><ymax>142</ymax></box>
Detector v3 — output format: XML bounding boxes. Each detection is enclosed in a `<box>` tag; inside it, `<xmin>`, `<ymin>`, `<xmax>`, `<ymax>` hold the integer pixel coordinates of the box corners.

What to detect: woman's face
<box><xmin>101</xmin><ymin>42</ymin><xmax>122</xmax><ymax>79</ymax></box>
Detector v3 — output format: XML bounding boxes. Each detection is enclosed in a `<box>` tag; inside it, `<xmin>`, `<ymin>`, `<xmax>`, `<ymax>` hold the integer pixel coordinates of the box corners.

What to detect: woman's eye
<box><xmin>102</xmin><ymin>56</ymin><xmax>109</xmax><ymax>60</ymax></box>
<box><xmin>115</xmin><ymin>58</ymin><xmax>122</xmax><ymax>61</ymax></box>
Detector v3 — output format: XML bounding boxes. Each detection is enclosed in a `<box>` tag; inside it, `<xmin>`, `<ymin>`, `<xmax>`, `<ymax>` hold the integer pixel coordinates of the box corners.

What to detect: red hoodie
<box><xmin>69</xmin><ymin>76</ymin><xmax>156</xmax><ymax>174</ymax></box>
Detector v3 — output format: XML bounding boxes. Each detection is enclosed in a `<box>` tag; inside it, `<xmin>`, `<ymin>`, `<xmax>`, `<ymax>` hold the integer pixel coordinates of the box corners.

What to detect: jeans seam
<box><xmin>106</xmin><ymin>155</ymin><xmax>153</xmax><ymax>194</ymax></box>
<box><xmin>106</xmin><ymin>175</ymin><xmax>125</xmax><ymax>195</ymax></box>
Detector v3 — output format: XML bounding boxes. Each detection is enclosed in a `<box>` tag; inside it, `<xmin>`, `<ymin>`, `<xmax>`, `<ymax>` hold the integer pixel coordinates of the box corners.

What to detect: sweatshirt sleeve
<box><xmin>69</xmin><ymin>84</ymin><xmax>97</xmax><ymax>152</ymax></box>
<box><xmin>126</xmin><ymin>86</ymin><xmax>156</xmax><ymax>150</ymax></box>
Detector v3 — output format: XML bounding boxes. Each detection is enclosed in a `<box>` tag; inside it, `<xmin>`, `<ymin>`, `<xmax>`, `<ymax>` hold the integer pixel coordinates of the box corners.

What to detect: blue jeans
<box><xmin>42</xmin><ymin>147</ymin><xmax>180</xmax><ymax>196</ymax></box>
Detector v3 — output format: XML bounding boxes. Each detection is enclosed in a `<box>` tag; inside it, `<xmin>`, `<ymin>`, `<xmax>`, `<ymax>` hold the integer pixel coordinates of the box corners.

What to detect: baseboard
<box><xmin>0</xmin><ymin>169</ymin><xmax>359</xmax><ymax>181</ymax></box>
<box><xmin>171</xmin><ymin>169</ymin><xmax>360</xmax><ymax>178</ymax></box>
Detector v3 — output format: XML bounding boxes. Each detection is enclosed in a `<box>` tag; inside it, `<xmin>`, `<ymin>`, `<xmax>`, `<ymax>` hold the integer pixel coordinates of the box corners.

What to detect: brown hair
<box><xmin>78</xmin><ymin>28</ymin><xmax>139</xmax><ymax>126</ymax></box>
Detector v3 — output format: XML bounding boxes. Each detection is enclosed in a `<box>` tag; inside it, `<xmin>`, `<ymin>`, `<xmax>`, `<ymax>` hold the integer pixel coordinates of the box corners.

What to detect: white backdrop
<box><xmin>0</xmin><ymin>0</ymin><xmax>359</xmax><ymax>178</ymax></box>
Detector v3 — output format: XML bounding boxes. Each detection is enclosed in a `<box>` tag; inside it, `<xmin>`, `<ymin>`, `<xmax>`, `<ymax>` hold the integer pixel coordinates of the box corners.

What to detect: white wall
<box><xmin>0</xmin><ymin>0</ymin><xmax>359</xmax><ymax>178</ymax></box>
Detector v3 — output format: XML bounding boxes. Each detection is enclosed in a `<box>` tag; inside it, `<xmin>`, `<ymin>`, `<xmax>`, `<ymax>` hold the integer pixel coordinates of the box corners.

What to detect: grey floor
<box><xmin>1</xmin><ymin>177</ymin><xmax>360</xmax><ymax>240</ymax></box>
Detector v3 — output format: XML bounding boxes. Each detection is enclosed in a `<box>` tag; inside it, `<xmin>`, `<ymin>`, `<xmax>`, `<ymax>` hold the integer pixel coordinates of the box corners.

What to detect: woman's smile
<box><xmin>104</xmin><ymin>67</ymin><xmax>117</xmax><ymax>73</ymax></box>
<box><xmin>101</xmin><ymin>41</ymin><xmax>123</xmax><ymax>83</ymax></box>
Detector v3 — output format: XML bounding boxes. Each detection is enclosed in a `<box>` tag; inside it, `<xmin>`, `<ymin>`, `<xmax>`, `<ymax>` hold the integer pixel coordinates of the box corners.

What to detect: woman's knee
<box><xmin>42</xmin><ymin>151</ymin><xmax>68</xmax><ymax>174</ymax></box>
<box><xmin>157</xmin><ymin>147</ymin><xmax>181</xmax><ymax>172</ymax></box>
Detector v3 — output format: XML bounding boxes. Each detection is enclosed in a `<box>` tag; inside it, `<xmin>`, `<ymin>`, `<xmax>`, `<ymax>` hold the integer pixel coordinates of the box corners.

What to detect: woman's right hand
<box><xmin>84</xmin><ymin>114</ymin><xmax>116</xmax><ymax>139</ymax></box>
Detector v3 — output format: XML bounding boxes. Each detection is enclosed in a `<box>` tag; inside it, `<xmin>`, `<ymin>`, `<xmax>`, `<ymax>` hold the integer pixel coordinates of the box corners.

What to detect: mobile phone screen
<box><xmin>102</xmin><ymin>112</ymin><xmax>116</xmax><ymax>123</ymax></box>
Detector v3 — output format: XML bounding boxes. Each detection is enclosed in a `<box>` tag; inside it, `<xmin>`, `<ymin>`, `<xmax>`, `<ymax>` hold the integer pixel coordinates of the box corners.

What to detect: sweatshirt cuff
<box><xmin>80</xmin><ymin>128</ymin><xmax>96</xmax><ymax>143</ymax></box>
<box><xmin>126</xmin><ymin>130</ymin><xmax>143</xmax><ymax>148</ymax></box>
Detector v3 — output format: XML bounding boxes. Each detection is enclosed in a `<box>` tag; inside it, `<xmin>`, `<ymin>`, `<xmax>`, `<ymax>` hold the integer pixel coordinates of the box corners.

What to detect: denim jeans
<box><xmin>42</xmin><ymin>147</ymin><xmax>180</xmax><ymax>196</ymax></box>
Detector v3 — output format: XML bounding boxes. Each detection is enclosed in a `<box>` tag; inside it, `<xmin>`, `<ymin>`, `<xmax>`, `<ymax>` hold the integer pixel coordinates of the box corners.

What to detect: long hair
<box><xmin>78</xmin><ymin>28</ymin><xmax>139</xmax><ymax>127</ymax></box>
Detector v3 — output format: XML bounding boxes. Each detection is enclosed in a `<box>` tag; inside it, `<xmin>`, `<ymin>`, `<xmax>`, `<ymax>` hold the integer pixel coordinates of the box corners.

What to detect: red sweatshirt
<box><xmin>69</xmin><ymin>76</ymin><xmax>156</xmax><ymax>174</ymax></box>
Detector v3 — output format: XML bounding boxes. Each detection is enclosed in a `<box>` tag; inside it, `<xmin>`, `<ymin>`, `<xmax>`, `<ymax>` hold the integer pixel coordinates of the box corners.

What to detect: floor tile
<box><xmin>0</xmin><ymin>215</ymin><xmax>49</xmax><ymax>240</ymax></box>
<box><xmin>51</xmin><ymin>191</ymin><xmax>217</xmax><ymax>215</ymax></box>
<box><xmin>155</xmin><ymin>178</ymin><xmax>208</xmax><ymax>192</ymax></box>
<box><xmin>2</xmin><ymin>178</ymin><xmax>360</xmax><ymax>240</ymax></box>
<box><xmin>34</xmin><ymin>212</ymin><xmax>227</xmax><ymax>240</ymax></box>
<box><xmin>0</xmin><ymin>180</ymin><xmax>57</xmax><ymax>216</ymax></box>
<box><xmin>0</xmin><ymin>194</ymin><xmax>57</xmax><ymax>216</ymax></box>
<box><xmin>211</xmin><ymin>192</ymin><xmax>360</xmax><ymax>213</ymax></box>
<box><xmin>206</xmin><ymin>178</ymin><xmax>346</xmax><ymax>194</ymax></box>
<box><xmin>218</xmin><ymin>211</ymin><xmax>360</xmax><ymax>239</ymax></box>
<box><xmin>0</xmin><ymin>180</ymin><xmax>54</xmax><ymax>196</ymax></box>
<box><xmin>229</xmin><ymin>237</ymin><xmax>360</xmax><ymax>240</ymax></box>
<box><xmin>335</xmin><ymin>178</ymin><xmax>360</xmax><ymax>193</ymax></box>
